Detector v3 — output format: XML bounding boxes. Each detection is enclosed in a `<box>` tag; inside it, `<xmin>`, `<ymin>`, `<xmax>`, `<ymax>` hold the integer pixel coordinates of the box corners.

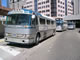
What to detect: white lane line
<box><xmin>0</xmin><ymin>46</ymin><xmax>20</xmax><ymax>56</ymax></box>
<box><xmin>0</xmin><ymin>57</ymin><xmax>3</xmax><ymax>60</ymax></box>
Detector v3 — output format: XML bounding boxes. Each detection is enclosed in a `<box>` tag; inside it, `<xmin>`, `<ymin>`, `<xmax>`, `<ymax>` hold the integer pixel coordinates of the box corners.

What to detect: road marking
<box><xmin>0</xmin><ymin>39</ymin><xmax>4</xmax><ymax>42</ymax></box>
<box><xmin>0</xmin><ymin>57</ymin><xmax>3</xmax><ymax>60</ymax></box>
<box><xmin>0</xmin><ymin>46</ymin><xmax>20</xmax><ymax>56</ymax></box>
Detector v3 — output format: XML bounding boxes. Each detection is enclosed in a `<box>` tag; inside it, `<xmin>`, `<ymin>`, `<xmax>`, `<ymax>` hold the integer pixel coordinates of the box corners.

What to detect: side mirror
<box><xmin>32</xmin><ymin>15</ymin><xmax>35</xmax><ymax>19</ymax></box>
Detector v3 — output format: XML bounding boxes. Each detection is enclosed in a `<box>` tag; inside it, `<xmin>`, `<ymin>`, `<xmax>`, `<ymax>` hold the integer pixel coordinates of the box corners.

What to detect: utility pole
<box><xmin>0</xmin><ymin>0</ymin><xmax>1</xmax><ymax>6</ymax></box>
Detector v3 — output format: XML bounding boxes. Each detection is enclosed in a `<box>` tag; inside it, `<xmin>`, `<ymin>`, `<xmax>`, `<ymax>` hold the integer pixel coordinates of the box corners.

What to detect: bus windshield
<box><xmin>6</xmin><ymin>14</ymin><xmax>31</xmax><ymax>25</ymax></box>
<box><xmin>56</xmin><ymin>20</ymin><xmax>63</xmax><ymax>26</ymax></box>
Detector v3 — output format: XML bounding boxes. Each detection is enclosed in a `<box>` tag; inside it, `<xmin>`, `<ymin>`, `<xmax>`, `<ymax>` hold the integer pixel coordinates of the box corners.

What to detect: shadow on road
<box><xmin>39</xmin><ymin>35</ymin><xmax>53</xmax><ymax>44</ymax></box>
<box><xmin>7</xmin><ymin>43</ymin><xmax>35</xmax><ymax>49</ymax></box>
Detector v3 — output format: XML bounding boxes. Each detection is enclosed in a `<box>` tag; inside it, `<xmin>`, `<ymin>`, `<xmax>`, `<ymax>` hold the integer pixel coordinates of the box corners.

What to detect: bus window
<box><xmin>32</xmin><ymin>16</ymin><xmax>38</xmax><ymax>25</ymax></box>
<box><xmin>6</xmin><ymin>14</ymin><xmax>31</xmax><ymax>25</ymax></box>
<box><xmin>40</xmin><ymin>18</ymin><xmax>45</xmax><ymax>25</ymax></box>
<box><xmin>35</xmin><ymin>16</ymin><xmax>38</xmax><ymax>25</ymax></box>
<box><xmin>32</xmin><ymin>19</ymin><xmax>35</xmax><ymax>25</ymax></box>
<box><xmin>51</xmin><ymin>21</ymin><xmax>54</xmax><ymax>25</ymax></box>
<box><xmin>47</xmin><ymin>20</ymin><xmax>50</xmax><ymax>25</ymax></box>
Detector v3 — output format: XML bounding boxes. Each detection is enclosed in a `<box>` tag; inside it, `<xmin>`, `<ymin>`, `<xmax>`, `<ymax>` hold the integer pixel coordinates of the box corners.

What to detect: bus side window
<box><xmin>32</xmin><ymin>16</ymin><xmax>38</xmax><ymax>25</ymax></box>
<box><xmin>51</xmin><ymin>21</ymin><xmax>54</xmax><ymax>25</ymax></box>
<box><xmin>32</xmin><ymin>18</ymin><xmax>35</xmax><ymax>25</ymax></box>
<box><xmin>35</xmin><ymin>16</ymin><xmax>38</xmax><ymax>25</ymax></box>
<box><xmin>47</xmin><ymin>20</ymin><xmax>50</xmax><ymax>25</ymax></box>
<box><xmin>40</xmin><ymin>18</ymin><xmax>45</xmax><ymax>25</ymax></box>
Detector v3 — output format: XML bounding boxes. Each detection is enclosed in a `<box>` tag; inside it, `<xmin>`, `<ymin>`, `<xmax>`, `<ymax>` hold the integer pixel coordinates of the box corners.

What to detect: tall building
<box><xmin>7</xmin><ymin>0</ymin><xmax>9</xmax><ymax>8</ymax></box>
<box><xmin>74</xmin><ymin>0</ymin><xmax>80</xmax><ymax>15</ymax></box>
<box><xmin>23</xmin><ymin>0</ymin><xmax>66</xmax><ymax>18</ymax></box>
<box><xmin>55</xmin><ymin>0</ymin><xmax>65</xmax><ymax>18</ymax></box>
<box><xmin>65</xmin><ymin>0</ymin><xmax>73</xmax><ymax>15</ymax></box>
<box><xmin>7</xmin><ymin>0</ymin><xmax>25</xmax><ymax>9</ymax></box>
<box><xmin>8</xmin><ymin>0</ymin><xmax>73</xmax><ymax>19</ymax></box>
<box><xmin>23</xmin><ymin>0</ymin><xmax>35</xmax><ymax>11</ymax></box>
<box><xmin>37</xmin><ymin>0</ymin><xmax>51</xmax><ymax>16</ymax></box>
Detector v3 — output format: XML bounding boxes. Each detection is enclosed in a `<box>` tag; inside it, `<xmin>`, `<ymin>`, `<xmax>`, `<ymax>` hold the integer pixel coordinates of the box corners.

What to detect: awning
<box><xmin>0</xmin><ymin>6</ymin><xmax>12</xmax><ymax>15</ymax></box>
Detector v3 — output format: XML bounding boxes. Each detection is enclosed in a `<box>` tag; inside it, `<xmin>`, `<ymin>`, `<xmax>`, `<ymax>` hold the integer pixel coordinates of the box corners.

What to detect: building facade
<box><xmin>56</xmin><ymin>0</ymin><xmax>65</xmax><ymax>18</ymax></box>
<box><xmin>7</xmin><ymin>0</ymin><xmax>73</xmax><ymax>19</ymax></box>
<box><xmin>23</xmin><ymin>0</ymin><xmax>35</xmax><ymax>11</ymax></box>
<box><xmin>64</xmin><ymin>0</ymin><xmax>80</xmax><ymax>28</ymax></box>
<box><xmin>7</xmin><ymin>0</ymin><xmax>25</xmax><ymax>9</ymax></box>
<box><xmin>74</xmin><ymin>0</ymin><xmax>80</xmax><ymax>15</ymax></box>
<box><xmin>65</xmin><ymin>0</ymin><xmax>73</xmax><ymax>15</ymax></box>
<box><xmin>37</xmin><ymin>0</ymin><xmax>51</xmax><ymax>16</ymax></box>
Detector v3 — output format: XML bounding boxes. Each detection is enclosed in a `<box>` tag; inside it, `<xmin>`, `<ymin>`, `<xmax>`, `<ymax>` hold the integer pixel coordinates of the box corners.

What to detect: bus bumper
<box><xmin>5</xmin><ymin>37</ymin><xmax>34</xmax><ymax>44</ymax></box>
<box><xmin>56</xmin><ymin>29</ymin><xmax>63</xmax><ymax>32</ymax></box>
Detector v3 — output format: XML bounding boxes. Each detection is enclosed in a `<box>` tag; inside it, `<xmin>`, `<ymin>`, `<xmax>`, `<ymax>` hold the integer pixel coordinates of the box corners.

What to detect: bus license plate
<box><xmin>12</xmin><ymin>34</ymin><xmax>16</xmax><ymax>37</ymax></box>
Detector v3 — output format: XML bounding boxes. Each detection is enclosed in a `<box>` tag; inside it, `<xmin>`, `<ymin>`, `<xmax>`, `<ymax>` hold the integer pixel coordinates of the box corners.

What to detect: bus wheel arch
<box><xmin>35</xmin><ymin>32</ymin><xmax>41</xmax><ymax>44</ymax></box>
<box><xmin>37</xmin><ymin>32</ymin><xmax>41</xmax><ymax>38</ymax></box>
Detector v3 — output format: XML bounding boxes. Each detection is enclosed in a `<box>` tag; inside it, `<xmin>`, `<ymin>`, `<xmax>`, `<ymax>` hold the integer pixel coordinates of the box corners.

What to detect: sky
<box><xmin>1</xmin><ymin>0</ymin><xmax>7</xmax><ymax>7</ymax></box>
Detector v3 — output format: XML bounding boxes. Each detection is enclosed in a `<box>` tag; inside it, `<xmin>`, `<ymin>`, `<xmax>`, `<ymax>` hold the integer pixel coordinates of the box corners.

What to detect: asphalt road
<box><xmin>28</xmin><ymin>29</ymin><xmax>80</xmax><ymax>60</ymax></box>
<box><xmin>0</xmin><ymin>29</ymin><xmax>80</xmax><ymax>60</ymax></box>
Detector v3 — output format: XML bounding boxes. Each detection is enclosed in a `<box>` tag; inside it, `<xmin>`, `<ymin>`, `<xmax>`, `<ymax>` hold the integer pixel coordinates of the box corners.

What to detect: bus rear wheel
<box><xmin>52</xmin><ymin>30</ymin><xmax>56</xmax><ymax>36</ymax></box>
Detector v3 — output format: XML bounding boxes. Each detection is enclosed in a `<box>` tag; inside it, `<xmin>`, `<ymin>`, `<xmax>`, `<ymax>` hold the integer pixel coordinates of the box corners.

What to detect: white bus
<box><xmin>5</xmin><ymin>9</ymin><xmax>56</xmax><ymax>44</ymax></box>
<box><xmin>56</xmin><ymin>19</ymin><xmax>67</xmax><ymax>31</ymax></box>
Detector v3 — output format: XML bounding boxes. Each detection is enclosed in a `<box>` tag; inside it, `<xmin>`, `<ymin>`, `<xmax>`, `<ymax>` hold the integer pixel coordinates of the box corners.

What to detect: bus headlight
<box><xmin>5</xmin><ymin>33</ymin><xmax>11</xmax><ymax>37</ymax></box>
<box><xmin>17</xmin><ymin>34</ymin><xmax>30</xmax><ymax>38</ymax></box>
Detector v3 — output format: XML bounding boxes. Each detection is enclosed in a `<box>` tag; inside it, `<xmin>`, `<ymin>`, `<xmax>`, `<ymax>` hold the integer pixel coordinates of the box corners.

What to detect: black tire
<box><xmin>35</xmin><ymin>34</ymin><xmax>40</xmax><ymax>45</ymax></box>
<box><xmin>52</xmin><ymin>30</ymin><xmax>56</xmax><ymax>36</ymax></box>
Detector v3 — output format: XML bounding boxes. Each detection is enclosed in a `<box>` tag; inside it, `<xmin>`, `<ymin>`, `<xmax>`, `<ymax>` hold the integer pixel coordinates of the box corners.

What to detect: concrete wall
<box><xmin>64</xmin><ymin>15</ymin><xmax>80</xmax><ymax>20</ymax></box>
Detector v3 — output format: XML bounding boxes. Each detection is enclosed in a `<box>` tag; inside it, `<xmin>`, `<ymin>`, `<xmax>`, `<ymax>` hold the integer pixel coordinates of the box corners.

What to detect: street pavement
<box><xmin>0</xmin><ymin>29</ymin><xmax>80</xmax><ymax>60</ymax></box>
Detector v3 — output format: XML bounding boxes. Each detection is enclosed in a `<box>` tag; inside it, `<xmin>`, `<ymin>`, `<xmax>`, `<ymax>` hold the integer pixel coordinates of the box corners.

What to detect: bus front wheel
<box><xmin>35</xmin><ymin>34</ymin><xmax>40</xmax><ymax>45</ymax></box>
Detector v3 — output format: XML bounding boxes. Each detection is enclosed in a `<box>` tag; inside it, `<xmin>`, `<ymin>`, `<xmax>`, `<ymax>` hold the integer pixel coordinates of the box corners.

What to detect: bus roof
<box><xmin>8</xmin><ymin>9</ymin><xmax>42</xmax><ymax>16</ymax></box>
<box><xmin>41</xmin><ymin>14</ymin><xmax>55</xmax><ymax>21</ymax></box>
<box><xmin>8</xmin><ymin>9</ymin><xmax>55</xmax><ymax>21</ymax></box>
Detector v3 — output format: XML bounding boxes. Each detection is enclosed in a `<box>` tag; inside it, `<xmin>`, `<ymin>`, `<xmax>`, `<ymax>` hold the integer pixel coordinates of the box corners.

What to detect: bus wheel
<box><xmin>53</xmin><ymin>30</ymin><xmax>56</xmax><ymax>36</ymax></box>
<box><xmin>35</xmin><ymin>34</ymin><xmax>40</xmax><ymax>45</ymax></box>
